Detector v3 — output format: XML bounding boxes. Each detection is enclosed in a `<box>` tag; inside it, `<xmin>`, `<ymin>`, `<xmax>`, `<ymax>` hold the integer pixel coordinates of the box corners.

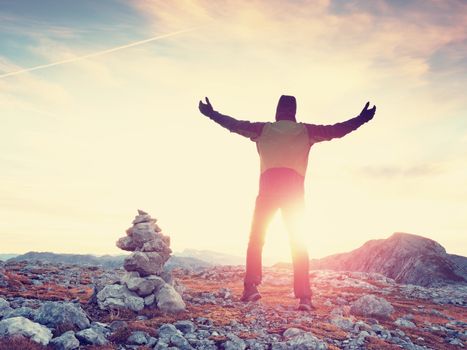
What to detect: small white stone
<box><xmin>0</xmin><ymin>316</ymin><xmax>53</xmax><ymax>345</ymax></box>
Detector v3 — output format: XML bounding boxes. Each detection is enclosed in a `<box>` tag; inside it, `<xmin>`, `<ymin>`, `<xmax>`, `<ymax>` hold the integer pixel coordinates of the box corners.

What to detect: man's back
<box><xmin>255</xmin><ymin>120</ymin><xmax>311</xmax><ymax>177</ymax></box>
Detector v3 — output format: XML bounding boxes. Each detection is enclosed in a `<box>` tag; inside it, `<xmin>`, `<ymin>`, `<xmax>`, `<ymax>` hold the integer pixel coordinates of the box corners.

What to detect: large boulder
<box><xmin>156</xmin><ymin>284</ymin><xmax>186</xmax><ymax>313</ymax></box>
<box><xmin>96</xmin><ymin>284</ymin><xmax>145</xmax><ymax>312</ymax></box>
<box><xmin>124</xmin><ymin>251</ymin><xmax>166</xmax><ymax>276</ymax></box>
<box><xmin>0</xmin><ymin>316</ymin><xmax>53</xmax><ymax>345</ymax></box>
<box><xmin>34</xmin><ymin>301</ymin><xmax>90</xmax><ymax>330</ymax></box>
<box><xmin>350</xmin><ymin>294</ymin><xmax>394</xmax><ymax>319</ymax></box>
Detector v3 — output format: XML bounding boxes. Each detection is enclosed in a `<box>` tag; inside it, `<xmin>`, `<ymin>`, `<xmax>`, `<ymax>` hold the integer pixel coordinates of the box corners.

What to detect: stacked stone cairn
<box><xmin>96</xmin><ymin>210</ymin><xmax>186</xmax><ymax>313</ymax></box>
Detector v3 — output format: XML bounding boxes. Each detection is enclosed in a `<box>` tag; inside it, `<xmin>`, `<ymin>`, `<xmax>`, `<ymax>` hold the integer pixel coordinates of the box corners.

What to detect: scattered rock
<box><xmin>0</xmin><ymin>273</ymin><xmax>7</xmax><ymax>288</ymax></box>
<box><xmin>109</xmin><ymin>320</ymin><xmax>128</xmax><ymax>332</ymax></box>
<box><xmin>0</xmin><ymin>298</ymin><xmax>12</xmax><ymax>317</ymax></box>
<box><xmin>282</xmin><ymin>327</ymin><xmax>327</xmax><ymax>350</ymax></box>
<box><xmin>144</xmin><ymin>293</ymin><xmax>156</xmax><ymax>306</ymax></box>
<box><xmin>0</xmin><ymin>298</ymin><xmax>10</xmax><ymax>309</ymax></box>
<box><xmin>127</xmin><ymin>330</ymin><xmax>150</xmax><ymax>345</ymax></box>
<box><xmin>0</xmin><ymin>235</ymin><xmax>465</xmax><ymax>350</ymax></box>
<box><xmin>158</xmin><ymin>323</ymin><xmax>182</xmax><ymax>339</ymax></box>
<box><xmin>222</xmin><ymin>333</ymin><xmax>246</xmax><ymax>350</ymax></box>
<box><xmin>283</xmin><ymin>327</ymin><xmax>303</xmax><ymax>339</ymax></box>
<box><xmin>174</xmin><ymin>320</ymin><xmax>196</xmax><ymax>334</ymax></box>
<box><xmin>50</xmin><ymin>331</ymin><xmax>80</xmax><ymax>350</ymax></box>
<box><xmin>331</xmin><ymin>316</ymin><xmax>354</xmax><ymax>331</ymax></box>
<box><xmin>287</xmin><ymin>332</ymin><xmax>327</xmax><ymax>349</ymax></box>
<box><xmin>350</xmin><ymin>294</ymin><xmax>394</xmax><ymax>319</ymax></box>
<box><xmin>394</xmin><ymin>318</ymin><xmax>416</xmax><ymax>328</ymax></box>
<box><xmin>97</xmin><ymin>284</ymin><xmax>145</xmax><ymax>312</ymax></box>
<box><xmin>34</xmin><ymin>301</ymin><xmax>90</xmax><ymax>330</ymax></box>
<box><xmin>75</xmin><ymin>327</ymin><xmax>108</xmax><ymax>345</ymax></box>
<box><xmin>1</xmin><ymin>306</ymin><xmax>36</xmax><ymax>320</ymax></box>
<box><xmin>156</xmin><ymin>284</ymin><xmax>186</xmax><ymax>313</ymax></box>
<box><xmin>170</xmin><ymin>333</ymin><xmax>193</xmax><ymax>349</ymax></box>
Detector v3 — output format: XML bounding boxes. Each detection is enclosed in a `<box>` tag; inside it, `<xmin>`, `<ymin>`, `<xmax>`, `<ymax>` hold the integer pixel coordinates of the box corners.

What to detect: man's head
<box><xmin>275</xmin><ymin>95</ymin><xmax>297</xmax><ymax>122</ymax></box>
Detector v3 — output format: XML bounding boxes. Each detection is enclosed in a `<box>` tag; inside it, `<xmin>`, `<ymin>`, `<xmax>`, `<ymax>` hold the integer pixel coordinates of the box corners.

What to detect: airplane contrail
<box><xmin>0</xmin><ymin>27</ymin><xmax>197</xmax><ymax>79</ymax></box>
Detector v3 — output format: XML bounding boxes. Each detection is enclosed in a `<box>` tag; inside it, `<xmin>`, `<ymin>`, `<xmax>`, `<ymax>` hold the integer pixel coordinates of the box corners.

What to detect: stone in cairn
<box><xmin>97</xmin><ymin>210</ymin><xmax>185</xmax><ymax>313</ymax></box>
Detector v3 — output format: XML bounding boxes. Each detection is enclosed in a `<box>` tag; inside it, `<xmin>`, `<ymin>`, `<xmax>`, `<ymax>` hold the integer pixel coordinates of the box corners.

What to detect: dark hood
<box><xmin>275</xmin><ymin>95</ymin><xmax>297</xmax><ymax>122</ymax></box>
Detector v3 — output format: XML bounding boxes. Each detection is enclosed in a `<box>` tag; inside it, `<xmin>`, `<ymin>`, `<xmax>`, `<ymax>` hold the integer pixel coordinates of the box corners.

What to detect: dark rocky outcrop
<box><xmin>309</xmin><ymin>232</ymin><xmax>466</xmax><ymax>286</ymax></box>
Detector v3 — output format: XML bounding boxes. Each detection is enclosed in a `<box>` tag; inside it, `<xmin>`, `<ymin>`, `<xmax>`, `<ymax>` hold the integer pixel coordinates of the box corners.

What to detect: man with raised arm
<box><xmin>198</xmin><ymin>95</ymin><xmax>376</xmax><ymax>311</ymax></box>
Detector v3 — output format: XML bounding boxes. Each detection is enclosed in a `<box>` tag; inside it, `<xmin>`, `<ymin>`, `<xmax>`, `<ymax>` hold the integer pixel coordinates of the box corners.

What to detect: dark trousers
<box><xmin>244</xmin><ymin>168</ymin><xmax>312</xmax><ymax>298</ymax></box>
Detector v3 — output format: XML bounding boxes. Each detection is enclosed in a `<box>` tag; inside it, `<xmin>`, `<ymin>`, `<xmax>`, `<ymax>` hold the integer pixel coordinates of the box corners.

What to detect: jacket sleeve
<box><xmin>207</xmin><ymin>110</ymin><xmax>265</xmax><ymax>141</ymax></box>
<box><xmin>304</xmin><ymin>114</ymin><xmax>372</xmax><ymax>143</ymax></box>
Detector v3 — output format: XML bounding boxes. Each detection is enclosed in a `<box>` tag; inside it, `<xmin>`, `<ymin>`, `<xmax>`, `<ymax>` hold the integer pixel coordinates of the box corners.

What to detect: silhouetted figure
<box><xmin>198</xmin><ymin>95</ymin><xmax>376</xmax><ymax>311</ymax></box>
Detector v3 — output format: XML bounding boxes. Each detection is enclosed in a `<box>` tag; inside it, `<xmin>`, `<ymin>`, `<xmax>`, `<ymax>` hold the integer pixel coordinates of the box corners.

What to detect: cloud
<box><xmin>0</xmin><ymin>28</ymin><xmax>196</xmax><ymax>79</ymax></box>
<box><xmin>0</xmin><ymin>13</ymin><xmax>82</xmax><ymax>39</ymax></box>
<box><xmin>0</xmin><ymin>56</ymin><xmax>71</xmax><ymax>109</ymax></box>
<box><xmin>128</xmin><ymin>0</ymin><xmax>467</xmax><ymax>116</ymax></box>
<box><xmin>358</xmin><ymin>162</ymin><xmax>444</xmax><ymax>179</ymax></box>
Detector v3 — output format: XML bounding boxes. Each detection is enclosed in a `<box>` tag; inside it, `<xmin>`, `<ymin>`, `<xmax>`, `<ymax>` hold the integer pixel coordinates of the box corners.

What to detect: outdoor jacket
<box><xmin>207</xmin><ymin>110</ymin><xmax>372</xmax><ymax>195</ymax></box>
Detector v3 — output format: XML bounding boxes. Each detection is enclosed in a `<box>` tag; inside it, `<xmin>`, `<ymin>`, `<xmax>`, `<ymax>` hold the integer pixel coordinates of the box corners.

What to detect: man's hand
<box><xmin>359</xmin><ymin>102</ymin><xmax>376</xmax><ymax>121</ymax></box>
<box><xmin>199</xmin><ymin>97</ymin><xmax>214</xmax><ymax>117</ymax></box>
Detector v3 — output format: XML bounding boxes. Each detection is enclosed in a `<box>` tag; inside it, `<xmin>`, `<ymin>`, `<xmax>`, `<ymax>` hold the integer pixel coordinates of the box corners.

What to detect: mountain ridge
<box><xmin>4</xmin><ymin>232</ymin><xmax>466</xmax><ymax>287</ymax></box>
<box><xmin>306</xmin><ymin>232</ymin><xmax>466</xmax><ymax>286</ymax></box>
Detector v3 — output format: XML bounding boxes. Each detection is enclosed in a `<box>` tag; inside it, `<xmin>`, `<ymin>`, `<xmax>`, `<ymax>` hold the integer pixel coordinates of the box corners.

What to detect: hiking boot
<box><xmin>240</xmin><ymin>283</ymin><xmax>261</xmax><ymax>302</ymax></box>
<box><xmin>297</xmin><ymin>297</ymin><xmax>315</xmax><ymax>311</ymax></box>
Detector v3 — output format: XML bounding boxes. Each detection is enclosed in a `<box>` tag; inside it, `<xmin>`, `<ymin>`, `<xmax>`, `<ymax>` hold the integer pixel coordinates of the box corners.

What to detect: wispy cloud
<box><xmin>0</xmin><ymin>57</ymin><xmax>71</xmax><ymax>107</ymax></box>
<box><xmin>130</xmin><ymin>0</ymin><xmax>467</xmax><ymax>112</ymax></box>
<box><xmin>0</xmin><ymin>13</ymin><xmax>82</xmax><ymax>38</ymax></box>
<box><xmin>358</xmin><ymin>163</ymin><xmax>444</xmax><ymax>179</ymax></box>
<box><xmin>0</xmin><ymin>28</ymin><xmax>197</xmax><ymax>78</ymax></box>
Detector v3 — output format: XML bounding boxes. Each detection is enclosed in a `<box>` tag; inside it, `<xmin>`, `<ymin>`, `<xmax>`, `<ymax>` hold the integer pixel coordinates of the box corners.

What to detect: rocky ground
<box><xmin>0</xmin><ymin>260</ymin><xmax>466</xmax><ymax>349</ymax></box>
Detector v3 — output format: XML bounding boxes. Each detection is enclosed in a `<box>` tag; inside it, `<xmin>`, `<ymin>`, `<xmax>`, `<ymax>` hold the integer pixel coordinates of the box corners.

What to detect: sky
<box><xmin>1</xmin><ymin>0</ymin><xmax>466</xmax><ymax>263</ymax></box>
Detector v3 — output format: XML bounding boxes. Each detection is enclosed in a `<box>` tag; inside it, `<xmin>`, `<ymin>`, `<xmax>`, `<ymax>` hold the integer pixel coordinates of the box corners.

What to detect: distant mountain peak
<box><xmin>310</xmin><ymin>232</ymin><xmax>465</xmax><ymax>287</ymax></box>
<box><xmin>386</xmin><ymin>232</ymin><xmax>447</xmax><ymax>255</ymax></box>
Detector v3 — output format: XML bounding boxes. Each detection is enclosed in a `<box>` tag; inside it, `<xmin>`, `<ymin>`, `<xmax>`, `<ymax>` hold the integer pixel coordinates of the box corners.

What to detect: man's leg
<box><xmin>282</xmin><ymin>194</ymin><xmax>312</xmax><ymax>300</ymax></box>
<box><xmin>244</xmin><ymin>194</ymin><xmax>277</xmax><ymax>288</ymax></box>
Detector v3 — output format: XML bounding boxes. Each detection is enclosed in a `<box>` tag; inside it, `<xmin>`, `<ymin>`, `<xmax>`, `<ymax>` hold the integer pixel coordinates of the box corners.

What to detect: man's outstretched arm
<box><xmin>305</xmin><ymin>102</ymin><xmax>376</xmax><ymax>143</ymax></box>
<box><xmin>198</xmin><ymin>97</ymin><xmax>264</xmax><ymax>140</ymax></box>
